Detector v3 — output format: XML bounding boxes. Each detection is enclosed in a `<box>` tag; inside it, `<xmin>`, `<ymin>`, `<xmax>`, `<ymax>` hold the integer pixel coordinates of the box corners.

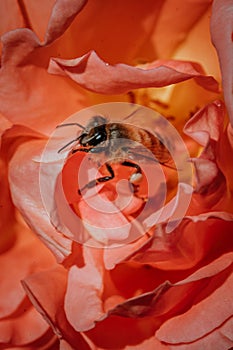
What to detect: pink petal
<box><xmin>0</xmin><ymin>0</ymin><xmax>88</xmax><ymax>134</ymax></box>
<box><xmin>23</xmin><ymin>266</ymin><xmax>91</xmax><ymax>349</ymax></box>
<box><xmin>184</xmin><ymin>100</ymin><xmax>225</xmax><ymax>146</ymax></box>
<box><xmin>0</xmin><ymin>225</ymin><xmax>55</xmax><ymax>319</ymax></box>
<box><xmin>78</xmin><ymin>193</ymin><xmax>131</xmax><ymax>245</ymax></box>
<box><xmin>0</xmin><ymin>305</ymin><xmax>55</xmax><ymax>347</ymax></box>
<box><xmin>1</xmin><ymin>28</ymin><xmax>40</xmax><ymax>65</ymax></box>
<box><xmin>103</xmin><ymin>232</ymin><xmax>153</xmax><ymax>270</ymax></box>
<box><xmin>184</xmin><ymin>100</ymin><xmax>227</xmax><ymax>195</ymax></box>
<box><xmin>44</xmin><ymin>0</ymin><xmax>88</xmax><ymax>44</ymax></box>
<box><xmin>48</xmin><ymin>50</ymin><xmax>219</xmax><ymax>94</ymax></box>
<box><xmin>108</xmin><ymin>253</ymin><xmax>233</xmax><ymax>323</ymax></box>
<box><xmin>7</xmin><ymin>130</ymin><xmax>72</xmax><ymax>261</ymax></box>
<box><xmin>183</xmin><ymin>100</ymin><xmax>233</xmax><ymax>209</ymax></box>
<box><xmin>59</xmin><ymin>339</ymin><xmax>77</xmax><ymax>350</ymax></box>
<box><xmin>0</xmin><ymin>240</ymin><xmax>56</xmax><ymax>347</ymax></box>
<box><xmin>210</xmin><ymin>0</ymin><xmax>233</xmax><ymax>124</ymax></box>
<box><xmin>0</xmin><ymin>29</ymin><xmax>88</xmax><ymax>134</ymax></box>
<box><xmin>127</xmin><ymin>214</ymin><xmax>233</xmax><ymax>270</ymax></box>
<box><xmin>159</xmin><ymin>317</ymin><xmax>233</xmax><ymax>350</ymax></box>
<box><xmin>64</xmin><ymin>261</ymin><xmax>104</xmax><ymax>331</ymax></box>
<box><xmin>156</xmin><ymin>257</ymin><xmax>233</xmax><ymax>344</ymax></box>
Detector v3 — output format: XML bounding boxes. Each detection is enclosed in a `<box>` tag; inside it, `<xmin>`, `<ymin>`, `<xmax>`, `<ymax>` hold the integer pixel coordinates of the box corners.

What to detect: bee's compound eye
<box><xmin>88</xmin><ymin>130</ymin><xmax>107</xmax><ymax>146</ymax></box>
<box><xmin>130</xmin><ymin>173</ymin><xmax>143</xmax><ymax>184</ymax></box>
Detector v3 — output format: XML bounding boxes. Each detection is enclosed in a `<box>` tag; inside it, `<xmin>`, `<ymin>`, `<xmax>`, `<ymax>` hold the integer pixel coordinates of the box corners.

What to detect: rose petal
<box><xmin>23</xmin><ymin>266</ymin><xmax>91</xmax><ymax>349</ymax></box>
<box><xmin>0</xmin><ymin>305</ymin><xmax>55</xmax><ymax>347</ymax></box>
<box><xmin>211</xmin><ymin>0</ymin><xmax>233</xmax><ymax>124</ymax></box>
<box><xmin>78</xmin><ymin>193</ymin><xmax>131</xmax><ymax>245</ymax></box>
<box><xmin>0</xmin><ymin>212</ymin><xmax>56</xmax><ymax>347</ymax></box>
<box><xmin>184</xmin><ymin>100</ymin><xmax>230</xmax><ymax>196</ymax></box>
<box><xmin>151</xmin><ymin>0</ymin><xmax>211</xmax><ymax>59</ymax></box>
<box><xmin>128</xmin><ymin>215</ymin><xmax>233</xmax><ymax>270</ymax></box>
<box><xmin>165</xmin><ymin>317</ymin><xmax>233</xmax><ymax>350</ymax></box>
<box><xmin>48</xmin><ymin>50</ymin><xmax>219</xmax><ymax>94</ymax></box>
<box><xmin>107</xmin><ymin>253</ymin><xmax>233</xmax><ymax>323</ymax></box>
<box><xmin>156</xmin><ymin>259</ymin><xmax>233</xmax><ymax>344</ymax></box>
<box><xmin>0</xmin><ymin>224</ymin><xmax>55</xmax><ymax>319</ymax></box>
<box><xmin>64</xmin><ymin>251</ymin><xmax>104</xmax><ymax>331</ymax></box>
<box><xmin>44</xmin><ymin>0</ymin><xmax>87</xmax><ymax>44</ymax></box>
<box><xmin>184</xmin><ymin>100</ymin><xmax>233</xmax><ymax>206</ymax></box>
<box><xmin>86</xmin><ymin>316</ymin><xmax>159</xmax><ymax>349</ymax></box>
<box><xmin>1</xmin><ymin>28</ymin><xmax>40</xmax><ymax>65</ymax></box>
<box><xmin>125</xmin><ymin>336</ymin><xmax>168</xmax><ymax>350</ymax></box>
<box><xmin>184</xmin><ymin>100</ymin><xmax>225</xmax><ymax>146</ymax></box>
<box><xmin>103</xmin><ymin>232</ymin><xmax>153</xmax><ymax>270</ymax></box>
<box><xmin>0</xmin><ymin>4</ymin><xmax>88</xmax><ymax>134</ymax></box>
<box><xmin>191</xmin><ymin>158</ymin><xmax>219</xmax><ymax>192</ymax></box>
<box><xmin>7</xmin><ymin>131</ymin><xmax>72</xmax><ymax>261</ymax></box>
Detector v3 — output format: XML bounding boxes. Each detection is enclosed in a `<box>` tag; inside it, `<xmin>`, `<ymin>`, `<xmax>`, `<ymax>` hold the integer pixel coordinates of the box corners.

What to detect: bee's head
<box><xmin>79</xmin><ymin>123</ymin><xmax>107</xmax><ymax>147</ymax></box>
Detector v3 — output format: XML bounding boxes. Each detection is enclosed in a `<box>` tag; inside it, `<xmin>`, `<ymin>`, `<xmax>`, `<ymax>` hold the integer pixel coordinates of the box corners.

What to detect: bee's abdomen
<box><xmin>133</xmin><ymin>127</ymin><xmax>171</xmax><ymax>163</ymax></box>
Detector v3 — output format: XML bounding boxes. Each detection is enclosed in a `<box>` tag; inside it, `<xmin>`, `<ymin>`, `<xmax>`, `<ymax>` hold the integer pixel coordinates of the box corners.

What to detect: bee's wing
<box><xmin>127</xmin><ymin>145</ymin><xmax>176</xmax><ymax>169</ymax></box>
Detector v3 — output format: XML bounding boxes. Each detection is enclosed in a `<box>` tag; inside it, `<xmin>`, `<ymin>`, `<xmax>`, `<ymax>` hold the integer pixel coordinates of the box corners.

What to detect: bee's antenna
<box><xmin>56</xmin><ymin>122</ymin><xmax>85</xmax><ymax>130</ymax></box>
<box><xmin>56</xmin><ymin>123</ymin><xmax>86</xmax><ymax>153</ymax></box>
<box><xmin>123</xmin><ymin>108</ymin><xmax>142</xmax><ymax>121</ymax></box>
<box><xmin>57</xmin><ymin>135</ymin><xmax>83</xmax><ymax>153</ymax></box>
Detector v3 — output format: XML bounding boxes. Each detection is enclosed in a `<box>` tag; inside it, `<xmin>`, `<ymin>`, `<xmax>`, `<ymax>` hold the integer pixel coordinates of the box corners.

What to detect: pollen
<box><xmin>130</xmin><ymin>172</ymin><xmax>143</xmax><ymax>184</ymax></box>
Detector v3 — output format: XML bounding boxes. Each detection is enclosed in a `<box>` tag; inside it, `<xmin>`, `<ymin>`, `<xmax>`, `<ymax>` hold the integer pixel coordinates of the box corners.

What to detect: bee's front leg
<box><xmin>78</xmin><ymin>163</ymin><xmax>114</xmax><ymax>195</ymax></box>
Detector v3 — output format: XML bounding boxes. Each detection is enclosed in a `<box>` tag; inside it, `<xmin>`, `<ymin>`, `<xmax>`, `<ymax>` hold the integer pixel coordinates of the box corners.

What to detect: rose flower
<box><xmin>0</xmin><ymin>0</ymin><xmax>233</xmax><ymax>349</ymax></box>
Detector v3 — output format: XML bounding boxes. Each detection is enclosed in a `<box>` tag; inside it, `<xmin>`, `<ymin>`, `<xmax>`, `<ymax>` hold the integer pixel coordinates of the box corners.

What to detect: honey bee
<box><xmin>57</xmin><ymin>115</ymin><xmax>174</xmax><ymax>196</ymax></box>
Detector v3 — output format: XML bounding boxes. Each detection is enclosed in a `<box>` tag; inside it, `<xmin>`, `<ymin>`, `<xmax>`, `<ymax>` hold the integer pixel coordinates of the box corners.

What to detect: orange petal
<box><xmin>49</xmin><ymin>51</ymin><xmax>219</xmax><ymax>94</ymax></box>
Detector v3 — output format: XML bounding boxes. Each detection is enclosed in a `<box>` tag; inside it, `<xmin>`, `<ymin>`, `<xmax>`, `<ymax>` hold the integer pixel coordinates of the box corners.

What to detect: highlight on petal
<box><xmin>48</xmin><ymin>50</ymin><xmax>219</xmax><ymax>95</ymax></box>
<box><xmin>211</xmin><ymin>0</ymin><xmax>233</xmax><ymax>124</ymax></box>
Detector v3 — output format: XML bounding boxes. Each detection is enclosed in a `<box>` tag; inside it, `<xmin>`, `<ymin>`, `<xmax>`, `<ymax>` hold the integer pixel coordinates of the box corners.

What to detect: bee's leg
<box><xmin>72</xmin><ymin>146</ymin><xmax>107</xmax><ymax>154</ymax></box>
<box><xmin>78</xmin><ymin>163</ymin><xmax>114</xmax><ymax>195</ymax></box>
<box><xmin>72</xmin><ymin>148</ymin><xmax>90</xmax><ymax>154</ymax></box>
<box><xmin>121</xmin><ymin>161</ymin><xmax>143</xmax><ymax>194</ymax></box>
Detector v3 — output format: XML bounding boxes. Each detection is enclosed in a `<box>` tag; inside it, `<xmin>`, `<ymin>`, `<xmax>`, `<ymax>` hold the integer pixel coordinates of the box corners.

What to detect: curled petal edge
<box><xmin>48</xmin><ymin>50</ymin><xmax>219</xmax><ymax>95</ymax></box>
